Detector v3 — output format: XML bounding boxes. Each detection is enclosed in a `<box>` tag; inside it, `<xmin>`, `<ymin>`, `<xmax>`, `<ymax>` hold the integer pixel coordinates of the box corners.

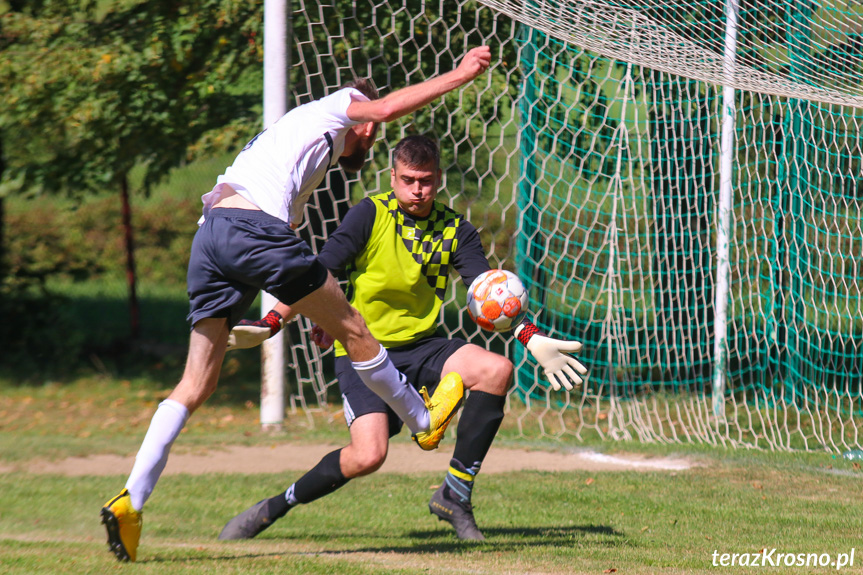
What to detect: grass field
<box><xmin>1</xmin><ymin>377</ymin><xmax>861</xmax><ymax>574</ymax></box>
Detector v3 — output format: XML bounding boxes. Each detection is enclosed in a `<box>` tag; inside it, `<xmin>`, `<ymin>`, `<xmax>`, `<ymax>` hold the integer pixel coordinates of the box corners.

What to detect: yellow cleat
<box><xmin>100</xmin><ymin>488</ymin><xmax>142</xmax><ymax>562</ymax></box>
<box><xmin>412</xmin><ymin>372</ymin><xmax>465</xmax><ymax>451</ymax></box>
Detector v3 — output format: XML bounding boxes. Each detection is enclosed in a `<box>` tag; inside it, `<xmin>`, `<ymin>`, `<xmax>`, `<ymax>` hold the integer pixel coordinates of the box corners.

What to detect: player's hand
<box><xmin>226</xmin><ymin>310</ymin><xmax>284</xmax><ymax>351</ymax></box>
<box><xmin>310</xmin><ymin>324</ymin><xmax>334</xmax><ymax>349</ymax></box>
<box><xmin>457</xmin><ymin>46</ymin><xmax>491</xmax><ymax>81</ymax></box>
<box><xmin>523</xmin><ymin>333</ymin><xmax>588</xmax><ymax>391</ymax></box>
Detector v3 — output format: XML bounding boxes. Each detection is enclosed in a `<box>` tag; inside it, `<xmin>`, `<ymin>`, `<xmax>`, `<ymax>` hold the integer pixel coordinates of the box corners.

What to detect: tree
<box><xmin>0</xmin><ymin>0</ymin><xmax>262</xmax><ymax>337</ymax></box>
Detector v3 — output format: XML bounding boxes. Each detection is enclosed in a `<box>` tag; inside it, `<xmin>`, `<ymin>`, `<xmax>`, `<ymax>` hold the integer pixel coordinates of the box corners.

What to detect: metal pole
<box><xmin>260</xmin><ymin>0</ymin><xmax>289</xmax><ymax>430</ymax></box>
<box><xmin>712</xmin><ymin>0</ymin><xmax>739</xmax><ymax>420</ymax></box>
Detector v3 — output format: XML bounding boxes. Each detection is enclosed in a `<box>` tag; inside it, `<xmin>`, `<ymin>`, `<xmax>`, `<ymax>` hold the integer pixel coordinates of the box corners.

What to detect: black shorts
<box><xmin>336</xmin><ymin>335</ymin><xmax>468</xmax><ymax>437</ymax></box>
<box><xmin>186</xmin><ymin>208</ymin><xmax>329</xmax><ymax>328</ymax></box>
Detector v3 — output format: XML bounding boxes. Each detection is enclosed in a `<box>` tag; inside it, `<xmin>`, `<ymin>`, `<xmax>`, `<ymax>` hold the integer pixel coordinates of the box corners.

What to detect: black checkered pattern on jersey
<box><xmin>374</xmin><ymin>191</ymin><xmax>461</xmax><ymax>301</ymax></box>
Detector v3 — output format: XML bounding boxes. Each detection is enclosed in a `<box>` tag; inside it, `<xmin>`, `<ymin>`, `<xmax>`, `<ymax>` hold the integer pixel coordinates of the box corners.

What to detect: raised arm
<box><xmin>346</xmin><ymin>46</ymin><xmax>491</xmax><ymax>123</ymax></box>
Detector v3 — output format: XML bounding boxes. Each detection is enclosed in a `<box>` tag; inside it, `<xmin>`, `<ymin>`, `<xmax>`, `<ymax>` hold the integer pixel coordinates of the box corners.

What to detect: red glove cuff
<box><xmin>515</xmin><ymin>320</ymin><xmax>544</xmax><ymax>346</ymax></box>
<box><xmin>261</xmin><ymin>310</ymin><xmax>283</xmax><ymax>336</ymax></box>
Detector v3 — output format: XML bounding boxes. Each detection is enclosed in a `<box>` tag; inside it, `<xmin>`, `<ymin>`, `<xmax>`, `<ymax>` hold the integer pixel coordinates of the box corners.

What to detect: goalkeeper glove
<box><xmin>226</xmin><ymin>310</ymin><xmax>284</xmax><ymax>351</ymax></box>
<box><xmin>514</xmin><ymin>321</ymin><xmax>588</xmax><ymax>391</ymax></box>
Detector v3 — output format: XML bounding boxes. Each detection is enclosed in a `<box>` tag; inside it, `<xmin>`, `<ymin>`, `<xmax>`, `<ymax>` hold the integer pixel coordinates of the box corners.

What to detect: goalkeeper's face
<box><xmin>391</xmin><ymin>160</ymin><xmax>441</xmax><ymax>218</ymax></box>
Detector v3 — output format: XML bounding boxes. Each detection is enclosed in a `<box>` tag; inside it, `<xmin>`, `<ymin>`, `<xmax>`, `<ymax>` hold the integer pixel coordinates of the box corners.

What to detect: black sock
<box><xmin>264</xmin><ymin>491</ymin><xmax>291</xmax><ymax>520</ymax></box>
<box><xmin>452</xmin><ymin>390</ymin><xmax>506</xmax><ymax>466</ymax></box>
<box><xmin>292</xmin><ymin>448</ymin><xmax>351</xmax><ymax>504</ymax></box>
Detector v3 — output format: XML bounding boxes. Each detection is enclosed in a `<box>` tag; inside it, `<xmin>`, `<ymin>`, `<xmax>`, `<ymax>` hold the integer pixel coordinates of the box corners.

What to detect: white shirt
<box><xmin>201</xmin><ymin>88</ymin><xmax>366</xmax><ymax>226</ymax></box>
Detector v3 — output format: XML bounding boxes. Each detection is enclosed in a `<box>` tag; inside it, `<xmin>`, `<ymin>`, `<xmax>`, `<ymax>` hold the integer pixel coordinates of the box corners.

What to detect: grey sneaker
<box><xmin>218</xmin><ymin>499</ymin><xmax>283</xmax><ymax>540</ymax></box>
<box><xmin>428</xmin><ymin>483</ymin><xmax>486</xmax><ymax>541</ymax></box>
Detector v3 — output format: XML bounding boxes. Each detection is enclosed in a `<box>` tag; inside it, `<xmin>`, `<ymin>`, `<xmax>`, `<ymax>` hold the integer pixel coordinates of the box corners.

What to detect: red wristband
<box><xmin>262</xmin><ymin>310</ymin><xmax>283</xmax><ymax>336</ymax></box>
<box><xmin>515</xmin><ymin>320</ymin><xmax>543</xmax><ymax>346</ymax></box>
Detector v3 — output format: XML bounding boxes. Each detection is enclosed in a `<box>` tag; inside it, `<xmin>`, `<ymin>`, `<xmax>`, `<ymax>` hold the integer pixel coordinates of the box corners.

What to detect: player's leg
<box><xmin>218</xmin><ymin>414</ymin><xmax>392</xmax><ymax>540</ymax></box>
<box><xmin>289</xmin><ymin>273</ymin><xmax>461</xmax><ymax>438</ymax></box>
<box><xmin>129</xmin><ymin>317</ymin><xmax>230</xmax><ymax>501</ymax></box>
<box><xmin>219</xmin><ymin>362</ymin><xmax>396</xmax><ymax>540</ymax></box>
<box><xmin>198</xmin><ymin>209</ymin><xmax>439</xmax><ymax>436</ymax></box>
<box><xmin>101</xmin><ymin>317</ymin><xmax>230</xmax><ymax>561</ymax></box>
<box><xmin>429</xmin><ymin>343</ymin><xmax>512</xmax><ymax>540</ymax></box>
<box><xmin>270</xmin><ymin>412</ymin><xmax>391</xmax><ymax>507</ymax></box>
<box><xmin>101</xmin><ymin>210</ymin><xmax>254</xmax><ymax>562</ymax></box>
<box><xmin>221</xmin><ymin>210</ymin><xmax>459</xmax><ymax>442</ymax></box>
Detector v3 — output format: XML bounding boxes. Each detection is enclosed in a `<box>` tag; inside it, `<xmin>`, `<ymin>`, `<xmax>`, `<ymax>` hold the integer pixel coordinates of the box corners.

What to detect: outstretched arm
<box><xmin>346</xmin><ymin>46</ymin><xmax>491</xmax><ymax>123</ymax></box>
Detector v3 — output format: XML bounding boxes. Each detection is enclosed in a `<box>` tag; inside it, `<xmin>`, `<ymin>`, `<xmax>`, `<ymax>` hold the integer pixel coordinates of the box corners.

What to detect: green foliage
<box><xmin>0</xmin><ymin>0</ymin><xmax>265</xmax><ymax>356</ymax></box>
<box><xmin>0</xmin><ymin>0</ymin><xmax>262</xmax><ymax>198</ymax></box>
<box><xmin>0</xmin><ymin>190</ymin><xmax>199</xmax><ymax>375</ymax></box>
<box><xmin>6</xmin><ymin>193</ymin><xmax>197</xmax><ymax>288</ymax></box>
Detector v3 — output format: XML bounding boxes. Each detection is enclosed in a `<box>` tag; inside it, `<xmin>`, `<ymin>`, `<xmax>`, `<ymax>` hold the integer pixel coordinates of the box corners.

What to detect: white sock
<box><xmin>285</xmin><ymin>484</ymin><xmax>298</xmax><ymax>506</ymax></box>
<box><xmin>125</xmin><ymin>399</ymin><xmax>189</xmax><ymax>511</ymax></box>
<box><xmin>352</xmin><ymin>345</ymin><xmax>430</xmax><ymax>433</ymax></box>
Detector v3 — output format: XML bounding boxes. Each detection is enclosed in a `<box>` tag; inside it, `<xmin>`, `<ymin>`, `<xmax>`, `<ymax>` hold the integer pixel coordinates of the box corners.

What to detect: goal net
<box><xmin>283</xmin><ymin>0</ymin><xmax>863</xmax><ymax>452</ymax></box>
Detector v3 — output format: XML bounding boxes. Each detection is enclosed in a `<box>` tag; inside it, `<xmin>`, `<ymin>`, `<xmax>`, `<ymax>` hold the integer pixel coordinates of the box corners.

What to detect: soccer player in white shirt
<box><xmin>99</xmin><ymin>46</ymin><xmax>491</xmax><ymax>563</ymax></box>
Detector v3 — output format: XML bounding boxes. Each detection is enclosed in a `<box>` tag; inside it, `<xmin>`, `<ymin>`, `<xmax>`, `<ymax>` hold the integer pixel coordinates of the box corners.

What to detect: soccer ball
<box><xmin>466</xmin><ymin>269</ymin><xmax>528</xmax><ymax>332</ymax></box>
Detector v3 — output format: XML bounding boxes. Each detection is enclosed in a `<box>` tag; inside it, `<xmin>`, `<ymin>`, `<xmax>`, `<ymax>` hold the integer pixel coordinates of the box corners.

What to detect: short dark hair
<box><xmin>342</xmin><ymin>78</ymin><xmax>379</xmax><ymax>101</ymax></box>
<box><xmin>392</xmin><ymin>135</ymin><xmax>440</xmax><ymax>170</ymax></box>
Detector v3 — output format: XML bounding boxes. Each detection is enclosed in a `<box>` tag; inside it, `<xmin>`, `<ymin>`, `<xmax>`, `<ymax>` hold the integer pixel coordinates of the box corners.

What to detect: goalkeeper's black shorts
<box><xmin>335</xmin><ymin>335</ymin><xmax>468</xmax><ymax>437</ymax></box>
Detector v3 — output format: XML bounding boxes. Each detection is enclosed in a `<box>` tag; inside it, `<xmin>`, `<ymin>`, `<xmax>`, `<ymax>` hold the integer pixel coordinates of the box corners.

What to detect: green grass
<box><xmin>1</xmin><ymin>460</ymin><xmax>861</xmax><ymax>573</ymax></box>
<box><xmin>1</xmin><ymin>376</ymin><xmax>862</xmax><ymax>574</ymax></box>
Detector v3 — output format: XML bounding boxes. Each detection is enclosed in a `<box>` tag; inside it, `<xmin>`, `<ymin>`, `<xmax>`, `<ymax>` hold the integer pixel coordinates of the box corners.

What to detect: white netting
<box><xmin>480</xmin><ymin>0</ymin><xmax>863</xmax><ymax>108</ymax></box>
<box><xmin>281</xmin><ymin>0</ymin><xmax>524</xmax><ymax>419</ymax></box>
<box><xmin>280</xmin><ymin>0</ymin><xmax>863</xmax><ymax>452</ymax></box>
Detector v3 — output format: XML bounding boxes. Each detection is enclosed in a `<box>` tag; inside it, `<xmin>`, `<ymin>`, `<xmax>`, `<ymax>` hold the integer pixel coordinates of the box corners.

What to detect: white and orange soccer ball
<box><xmin>466</xmin><ymin>269</ymin><xmax>528</xmax><ymax>332</ymax></box>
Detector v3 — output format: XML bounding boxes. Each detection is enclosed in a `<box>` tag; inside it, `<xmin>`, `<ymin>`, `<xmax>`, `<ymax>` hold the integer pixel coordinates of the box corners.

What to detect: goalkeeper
<box><xmin>219</xmin><ymin>135</ymin><xmax>588</xmax><ymax>541</ymax></box>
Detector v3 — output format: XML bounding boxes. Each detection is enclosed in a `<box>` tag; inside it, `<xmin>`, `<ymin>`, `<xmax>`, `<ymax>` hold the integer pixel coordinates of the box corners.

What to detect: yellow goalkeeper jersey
<box><xmin>323</xmin><ymin>191</ymin><xmax>488</xmax><ymax>355</ymax></box>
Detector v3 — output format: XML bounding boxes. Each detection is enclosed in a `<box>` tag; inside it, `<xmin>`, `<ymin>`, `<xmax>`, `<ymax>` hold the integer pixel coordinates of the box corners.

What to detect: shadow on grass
<box><xmin>138</xmin><ymin>524</ymin><xmax>626</xmax><ymax>565</ymax></box>
<box><xmin>296</xmin><ymin>524</ymin><xmax>627</xmax><ymax>555</ymax></box>
<box><xmin>137</xmin><ymin>551</ymin><xmax>288</xmax><ymax>564</ymax></box>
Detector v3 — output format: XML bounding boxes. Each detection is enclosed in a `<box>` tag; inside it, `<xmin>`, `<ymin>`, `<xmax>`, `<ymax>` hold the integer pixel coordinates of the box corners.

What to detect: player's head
<box><xmin>392</xmin><ymin>134</ymin><xmax>440</xmax><ymax>172</ymax></box>
<box><xmin>340</xmin><ymin>78</ymin><xmax>380</xmax><ymax>173</ymax></box>
<box><xmin>344</xmin><ymin>77</ymin><xmax>380</xmax><ymax>101</ymax></box>
<box><xmin>390</xmin><ymin>135</ymin><xmax>442</xmax><ymax>218</ymax></box>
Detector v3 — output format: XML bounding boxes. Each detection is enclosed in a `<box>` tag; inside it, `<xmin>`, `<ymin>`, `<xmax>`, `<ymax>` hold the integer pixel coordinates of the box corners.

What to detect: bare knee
<box><xmin>341</xmin><ymin>440</ymin><xmax>388</xmax><ymax>478</ymax></box>
<box><xmin>170</xmin><ymin>376</ymin><xmax>218</xmax><ymax>414</ymax></box>
<box><xmin>489</xmin><ymin>356</ymin><xmax>514</xmax><ymax>395</ymax></box>
<box><xmin>353</xmin><ymin>448</ymin><xmax>387</xmax><ymax>476</ymax></box>
<box><xmin>466</xmin><ymin>355</ymin><xmax>513</xmax><ymax>395</ymax></box>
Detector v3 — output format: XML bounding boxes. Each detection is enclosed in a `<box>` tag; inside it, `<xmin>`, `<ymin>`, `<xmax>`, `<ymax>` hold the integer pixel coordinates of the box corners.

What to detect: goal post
<box><xmin>260</xmin><ymin>0</ymin><xmax>290</xmax><ymax>430</ymax></box>
<box><xmin>712</xmin><ymin>0</ymin><xmax>740</xmax><ymax>421</ymax></box>
<box><xmin>279</xmin><ymin>0</ymin><xmax>863</xmax><ymax>452</ymax></box>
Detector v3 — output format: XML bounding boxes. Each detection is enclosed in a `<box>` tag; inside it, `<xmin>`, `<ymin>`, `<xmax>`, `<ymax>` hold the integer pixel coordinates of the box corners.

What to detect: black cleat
<box><xmin>218</xmin><ymin>499</ymin><xmax>282</xmax><ymax>540</ymax></box>
<box><xmin>428</xmin><ymin>483</ymin><xmax>486</xmax><ymax>541</ymax></box>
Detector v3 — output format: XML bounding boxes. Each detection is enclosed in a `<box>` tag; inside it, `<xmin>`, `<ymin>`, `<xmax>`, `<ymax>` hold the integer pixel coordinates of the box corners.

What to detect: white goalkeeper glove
<box><xmin>226</xmin><ymin>310</ymin><xmax>284</xmax><ymax>351</ymax></box>
<box><xmin>514</xmin><ymin>321</ymin><xmax>588</xmax><ymax>391</ymax></box>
